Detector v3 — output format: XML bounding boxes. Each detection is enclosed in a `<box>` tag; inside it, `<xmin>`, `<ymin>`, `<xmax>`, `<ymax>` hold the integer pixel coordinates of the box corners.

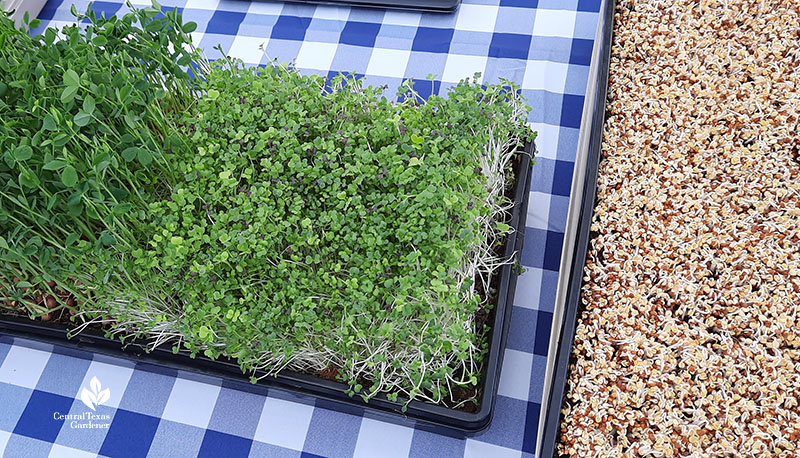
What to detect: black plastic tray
<box><xmin>0</xmin><ymin>141</ymin><xmax>533</xmax><ymax>437</ymax></box>
<box><xmin>253</xmin><ymin>0</ymin><xmax>460</xmax><ymax>13</ymax></box>
<box><xmin>537</xmin><ymin>0</ymin><xmax>616</xmax><ymax>456</ymax></box>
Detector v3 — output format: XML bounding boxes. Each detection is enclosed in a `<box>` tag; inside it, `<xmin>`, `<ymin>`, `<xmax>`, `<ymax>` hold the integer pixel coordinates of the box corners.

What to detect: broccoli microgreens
<box><xmin>96</xmin><ymin>60</ymin><xmax>535</xmax><ymax>408</ymax></box>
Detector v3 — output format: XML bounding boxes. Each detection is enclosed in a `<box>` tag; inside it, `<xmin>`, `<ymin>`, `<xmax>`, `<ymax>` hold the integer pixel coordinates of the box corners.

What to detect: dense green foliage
<box><xmin>106</xmin><ymin>63</ymin><xmax>534</xmax><ymax>404</ymax></box>
<box><xmin>0</xmin><ymin>5</ymin><xmax>535</xmax><ymax>407</ymax></box>
<box><xmin>0</xmin><ymin>5</ymin><xmax>201</xmax><ymax>312</ymax></box>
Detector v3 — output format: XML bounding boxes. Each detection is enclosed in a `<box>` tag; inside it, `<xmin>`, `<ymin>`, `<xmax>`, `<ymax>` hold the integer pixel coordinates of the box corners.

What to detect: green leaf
<box><xmin>43</xmin><ymin>160</ymin><xmax>67</xmax><ymax>170</ymax></box>
<box><xmin>66</xmin><ymin>203</ymin><xmax>83</xmax><ymax>217</ymax></box>
<box><xmin>18</xmin><ymin>170</ymin><xmax>40</xmax><ymax>188</ymax></box>
<box><xmin>92</xmin><ymin>35</ymin><xmax>108</xmax><ymax>46</ymax></box>
<box><xmin>53</xmin><ymin>134</ymin><xmax>70</xmax><ymax>147</ymax></box>
<box><xmin>109</xmin><ymin>187</ymin><xmax>128</xmax><ymax>201</ymax></box>
<box><xmin>67</xmin><ymin>191</ymin><xmax>83</xmax><ymax>206</ymax></box>
<box><xmin>121</xmin><ymin>147</ymin><xmax>139</xmax><ymax>162</ymax></box>
<box><xmin>99</xmin><ymin>231</ymin><xmax>116</xmax><ymax>246</ymax></box>
<box><xmin>124</xmin><ymin>112</ymin><xmax>137</xmax><ymax>129</ymax></box>
<box><xmin>65</xmin><ymin>232</ymin><xmax>80</xmax><ymax>247</ymax></box>
<box><xmin>495</xmin><ymin>222</ymin><xmax>510</xmax><ymax>232</ymax></box>
<box><xmin>40</xmin><ymin>246</ymin><xmax>52</xmax><ymax>265</ymax></box>
<box><xmin>60</xmin><ymin>86</ymin><xmax>78</xmax><ymax>104</ymax></box>
<box><xmin>3</xmin><ymin>151</ymin><xmax>15</xmax><ymax>168</ymax></box>
<box><xmin>63</xmin><ymin>69</ymin><xmax>80</xmax><ymax>87</ymax></box>
<box><xmin>82</xmin><ymin>95</ymin><xmax>96</xmax><ymax>115</ymax></box>
<box><xmin>13</xmin><ymin>145</ymin><xmax>33</xmax><ymax>161</ymax></box>
<box><xmin>137</xmin><ymin>148</ymin><xmax>153</xmax><ymax>166</ymax></box>
<box><xmin>112</xmin><ymin>203</ymin><xmax>133</xmax><ymax>215</ymax></box>
<box><xmin>47</xmin><ymin>194</ymin><xmax>58</xmax><ymax>211</ymax></box>
<box><xmin>43</xmin><ymin>114</ymin><xmax>57</xmax><ymax>131</ymax></box>
<box><xmin>0</xmin><ymin>236</ymin><xmax>7</xmax><ymax>249</ymax></box>
<box><xmin>61</xmin><ymin>166</ymin><xmax>78</xmax><ymax>187</ymax></box>
<box><xmin>182</xmin><ymin>21</ymin><xmax>197</xmax><ymax>33</ymax></box>
<box><xmin>74</xmin><ymin>111</ymin><xmax>92</xmax><ymax>127</ymax></box>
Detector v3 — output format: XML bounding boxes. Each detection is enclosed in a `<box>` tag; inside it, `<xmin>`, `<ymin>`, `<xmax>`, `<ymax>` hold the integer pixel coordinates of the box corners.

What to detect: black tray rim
<box><xmin>537</xmin><ymin>0</ymin><xmax>616</xmax><ymax>455</ymax></box>
<box><xmin>243</xmin><ymin>0</ymin><xmax>461</xmax><ymax>13</ymax></box>
<box><xmin>0</xmin><ymin>141</ymin><xmax>534</xmax><ymax>437</ymax></box>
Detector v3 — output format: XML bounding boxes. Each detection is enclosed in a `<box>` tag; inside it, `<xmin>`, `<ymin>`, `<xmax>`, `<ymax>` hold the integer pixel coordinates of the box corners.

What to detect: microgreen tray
<box><xmin>0</xmin><ymin>141</ymin><xmax>533</xmax><ymax>436</ymax></box>
<box><xmin>285</xmin><ymin>0</ymin><xmax>460</xmax><ymax>12</ymax></box>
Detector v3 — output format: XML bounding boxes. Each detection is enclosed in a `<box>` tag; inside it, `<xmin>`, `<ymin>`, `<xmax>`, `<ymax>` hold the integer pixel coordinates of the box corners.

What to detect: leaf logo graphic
<box><xmin>80</xmin><ymin>376</ymin><xmax>110</xmax><ymax>411</ymax></box>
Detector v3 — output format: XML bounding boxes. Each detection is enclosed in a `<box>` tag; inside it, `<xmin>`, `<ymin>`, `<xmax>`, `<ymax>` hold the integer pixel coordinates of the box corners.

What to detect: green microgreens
<box><xmin>0</xmin><ymin>2</ymin><xmax>204</xmax><ymax>312</ymax></box>
<box><xmin>92</xmin><ymin>59</ymin><xmax>535</xmax><ymax>407</ymax></box>
<box><xmin>0</xmin><ymin>3</ymin><xmax>536</xmax><ymax>409</ymax></box>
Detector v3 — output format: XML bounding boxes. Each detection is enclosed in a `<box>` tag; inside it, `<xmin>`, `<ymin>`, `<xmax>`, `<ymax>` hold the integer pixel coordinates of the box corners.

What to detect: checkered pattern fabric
<box><xmin>0</xmin><ymin>0</ymin><xmax>602</xmax><ymax>456</ymax></box>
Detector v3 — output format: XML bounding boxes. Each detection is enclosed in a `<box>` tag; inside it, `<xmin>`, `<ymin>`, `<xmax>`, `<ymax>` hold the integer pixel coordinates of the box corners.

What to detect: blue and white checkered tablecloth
<box><xmin>0</xmin><ymin>1</ymin><xmax>601</xmax><ymax>456</ymax></box>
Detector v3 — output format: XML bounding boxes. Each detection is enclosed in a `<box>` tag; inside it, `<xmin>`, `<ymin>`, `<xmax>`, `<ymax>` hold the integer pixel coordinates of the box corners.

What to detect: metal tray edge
<box><xmin>537</xmin><ymin>0</ymin><xmax>617</xmax><ymax>455</ymax></box>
